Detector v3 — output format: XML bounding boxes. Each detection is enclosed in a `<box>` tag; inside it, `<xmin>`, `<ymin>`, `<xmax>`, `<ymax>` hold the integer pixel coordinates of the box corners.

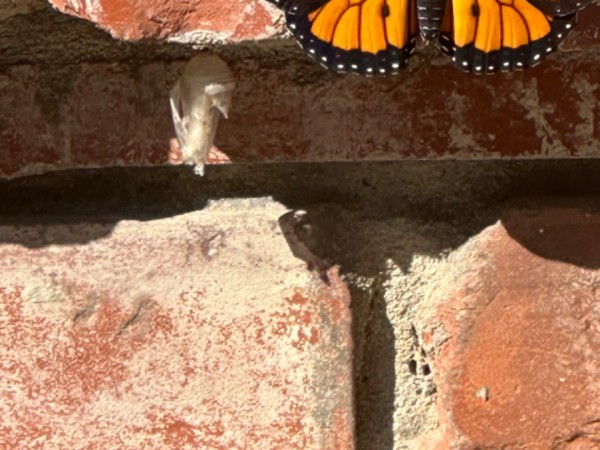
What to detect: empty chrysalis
<box><xmin>170</xmin><ymin>54</ymin><xmax>235</xmax><ymax>175</ymax></box>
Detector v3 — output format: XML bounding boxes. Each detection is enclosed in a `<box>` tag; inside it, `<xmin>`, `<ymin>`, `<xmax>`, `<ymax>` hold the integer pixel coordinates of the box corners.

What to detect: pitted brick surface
<box><xmin>0</xmin><ymin>200</ymin><xmax>353</xmax><ymax>449</ymax></box>
<box><xmin>424</xmin><ymin>206</ymin><xmax>600</xmax><ymax>448</ymax></box>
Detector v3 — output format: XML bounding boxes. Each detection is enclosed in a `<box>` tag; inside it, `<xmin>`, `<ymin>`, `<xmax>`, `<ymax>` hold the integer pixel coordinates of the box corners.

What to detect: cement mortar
<box><xmin>2</xmin><ymin>161</ymin><xmax>600</xmax><ymax>449</ymax></box>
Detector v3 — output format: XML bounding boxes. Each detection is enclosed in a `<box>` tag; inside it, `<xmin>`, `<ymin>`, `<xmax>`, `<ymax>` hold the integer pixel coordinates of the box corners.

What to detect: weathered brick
<box><xmin>48</xmin><ymin>0</ymin><xmax>284</xmax><ymax>41</ymax></box>
<box><xmin>423</xmin><ymin>205</ymin><xmax>600</xmax><ymax>448</ymax></box>
<box><xmin>0</xmin><ymin>199</ymin><xmax>353</xmax><ymax>449</ymax></box>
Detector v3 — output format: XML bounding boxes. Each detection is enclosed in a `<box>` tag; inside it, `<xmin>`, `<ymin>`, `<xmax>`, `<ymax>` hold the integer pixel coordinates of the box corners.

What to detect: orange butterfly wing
<box><xmin>274</xmin><ymin>0</ymin><xmax>418</xmax><ymax>75</ymax></box>
<box><xmin>268</xmin><ymin>0</ymin><xmax>592</xmax><ymax>74</ymax></box>
<box><xmin>439</xmin><ymin>0</ymin><xmax>592</xmax><ymax>73</ymax></box>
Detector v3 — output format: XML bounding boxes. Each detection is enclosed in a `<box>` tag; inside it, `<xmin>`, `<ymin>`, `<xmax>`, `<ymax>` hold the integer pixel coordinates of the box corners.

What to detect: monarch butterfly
<box><xmin>266</xmin><ymin>0</ymin><xmax>591</xmax><ymax>74</ymax></box>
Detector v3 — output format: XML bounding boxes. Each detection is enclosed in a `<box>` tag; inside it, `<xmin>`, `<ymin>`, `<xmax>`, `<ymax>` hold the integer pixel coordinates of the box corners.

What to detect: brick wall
<box><xmin>1</xmin><ymin>1</ymin><xmax>599</xmax><ymax>449</ymax></box>
<box><xmin>1</xmin><ymin>1</ymin><xmax>600</xmax><ymax>178</ymax></box>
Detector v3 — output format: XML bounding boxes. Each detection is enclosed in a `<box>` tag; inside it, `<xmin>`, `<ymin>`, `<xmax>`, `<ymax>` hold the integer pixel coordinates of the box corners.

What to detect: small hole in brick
<box><xmin>408</xmin><ymin>359</ymin><xmax>417</xmax><ymax>375</ymax></box>
<box><xmin>422</xmin><ymin>364</ymin><xmax>431</xmax><ymax>376</ymax></box>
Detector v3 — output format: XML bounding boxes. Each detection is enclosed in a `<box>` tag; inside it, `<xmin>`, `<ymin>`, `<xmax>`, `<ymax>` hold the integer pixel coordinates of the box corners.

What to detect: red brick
<box><xmin>426</xmin><ymin>206</ymin><xmax>600</xmax><ymax>448</ymax></box>
<box><xmin>0</xmin><ymin>63</ymin><xmax>180</xmax><ymax>178</ymax></box>
<box><xmin>49</xmin><ymin>0</ymin><xmax>283</xmax><ymax>41</ymax></box>
<box><xmin>0</xmin><ymin>200</ymin><xmax>353</xmax><ymax>449</ymax></box>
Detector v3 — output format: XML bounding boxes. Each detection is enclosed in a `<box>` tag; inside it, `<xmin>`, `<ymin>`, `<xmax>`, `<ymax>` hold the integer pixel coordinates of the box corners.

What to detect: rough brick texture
<box><xmin>0</xmin><ymin>2</ymin><xmax>599</xmax><ymax>178</ymax></box>
<box><xmin>49</xmin><ymin>0</ymin><xmax>284</xmax><ymax>41</ymax></box>
<box><xmin>421</xmin><ymin>206</ymin><xmax>600</xmax><ymax>448</ymax></box>
<box><xmin>0</xmin><ymin>200</ymin><xmax>353</xmax><ymax>449</ymax></box>
<box><xmin>2</xmin><ymin>0</ymin><xmax>600</xmax><ymax>448</ymax></box>
<box><xmin>2</xmin><ymin>160</ymin><xmax>600</xmax><ymax>449</ymax></box>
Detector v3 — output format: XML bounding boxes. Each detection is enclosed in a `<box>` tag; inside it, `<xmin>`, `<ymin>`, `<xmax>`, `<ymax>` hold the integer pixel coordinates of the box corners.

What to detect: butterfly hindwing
<box><xmin>528</xmin><ymin>0</ymin><xmax>592</xmax><ymax>15</ymax></box>
<box><xmin>267</xmin><ymin>0</ymin><xmax>592</xmax><ymax>75</ymax></box>
<box><xmin>440</xmin><ymin>0</ymin><xmax>590</xmax><ymax>73</ymax></box>
<box><xmin>270</xmin><ymin>0</ymin><xmax>419</xmax><ymax>75</ymax></box>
